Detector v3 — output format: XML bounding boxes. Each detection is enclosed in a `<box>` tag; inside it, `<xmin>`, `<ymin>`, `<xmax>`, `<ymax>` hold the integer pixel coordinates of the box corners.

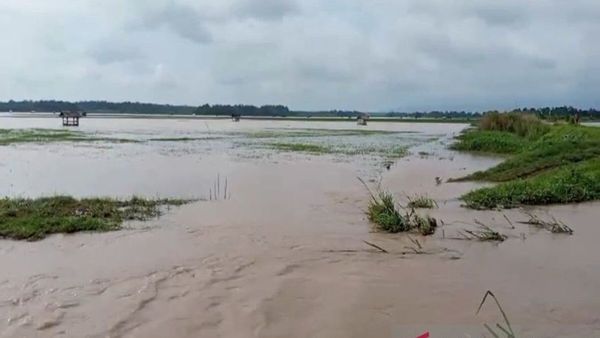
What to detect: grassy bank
<box><xmin>0</xmin><ymin>196</ymin><xmax>191</xmax><ymax>241</ymax></box>
<box><xmin>452</xmin><ymin>113</ymin><xmax>600</xmax><ymax>209</ymax></box>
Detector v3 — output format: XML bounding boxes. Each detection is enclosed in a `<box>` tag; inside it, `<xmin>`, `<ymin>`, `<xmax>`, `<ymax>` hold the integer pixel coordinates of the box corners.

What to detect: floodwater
<box><xmin>0</xmin><ymin>117</ymin><xmax>599</xmax><ymax>337</ymax></box>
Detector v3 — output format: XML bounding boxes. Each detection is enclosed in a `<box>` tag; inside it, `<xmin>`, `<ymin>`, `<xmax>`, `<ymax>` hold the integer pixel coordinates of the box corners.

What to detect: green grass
<box><xmin>0</xmin><ymin>196</ymin><xmax>192</xmax><ymax>241</ymax></box>
<box><xmin>0</xmin><ymin>129</ymin><xmax>86</xmax><ymax>145</ymax></box>
<box><xmin>406</xmin><ymin>195</ymin><xmax>438</xmax><ymax>209</ymax></box>
<box><xmin>450</xmin><ymin>130</ymin><xmax>528</xmax><ymax>154</ymax></box>
<box><xmin>268</xmin><ymin>142</ymin><xmax>329</xmax><ymax>153</ymax></box>
<box><xmin>149</xmin><ymin>137</ymin><xmax>222</xmax><ymax>142</ymax></box>
<box><xmin>0</xmin><ymin>129</ymin><xmax>136</xmax><ymax>145</ymax></box>
<box><xmin>266</xmin><ymin>141</ymin><xmax>408</xmax><ymax>158</ymax></box>
<box><xmin>451</xmin><ymin>114</ymin><xmax>600</xmax><ymax>209</ymax></box>
<box><xmin>365</xmin><ymin>189</ymin><xmax>437</xmax><ymax>236</ymax></box>
<box><xmin>367</xmin><ymin>191</ymin><xmax>409</xmax><ymax>233</ymax></box>
<box><xmin>462</xmin><ymin>160</ymin><xmax>600</xmax><ymax>209</ymax></box>
<box><xmin>461</xmin><ymin>125</ymin><xmax>600</xmax><ymax>182</ymax></box>
<box><xmin>479</xmin><ymin>112</ymin><xmax>550</xmax><ymax>139</ymax></box>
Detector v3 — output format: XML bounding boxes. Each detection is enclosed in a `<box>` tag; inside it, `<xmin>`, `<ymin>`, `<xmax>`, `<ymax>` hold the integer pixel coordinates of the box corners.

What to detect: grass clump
<box><xmin>361</xmin><ymin>180</ymin><xmax>438</xmax><ymax>236</ymax></box>
<box><xmin>0</xmin><ymin>196</ymin><xmax>191</xmax><ymax>241</ymax></box>
<box><xmin>407</xmin><ymin>195</ymin><xmax>438</xmax><ymax>209</ymax></box>
<box><xmin>367</xmin><ymin>191</ymin><xmax>408</xmax><ymax>233</ymax></box>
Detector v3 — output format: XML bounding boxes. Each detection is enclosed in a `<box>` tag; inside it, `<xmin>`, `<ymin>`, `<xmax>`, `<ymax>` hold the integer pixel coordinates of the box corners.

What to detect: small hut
<box><xmin>357</xmin><ymin>113</ymin><xmax>370</xmax><ymax>126</ymax></box>
<box><xmin>60</xmin><ymin>111</ymin><xmax>82</xmax><ymax>127</ymax></box>
<box><xmin>231</xmin><ymin>113</ymin><xmax>241</xmax><ymax>122</ymax></box>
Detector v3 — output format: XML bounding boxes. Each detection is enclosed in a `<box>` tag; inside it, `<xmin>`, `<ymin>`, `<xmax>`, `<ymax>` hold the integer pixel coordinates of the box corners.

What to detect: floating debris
<box><xmin>519</xmin><ymin>212</ymin><xmax>573</xmax><ymax>235</ymax></box>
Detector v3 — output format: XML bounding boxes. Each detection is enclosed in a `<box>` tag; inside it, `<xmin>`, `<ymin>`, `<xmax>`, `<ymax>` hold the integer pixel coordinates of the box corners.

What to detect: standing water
<box><xmin>0</xmin><ymin>117</ymin><xmax>599</xmax><ymax>337</ymax></box>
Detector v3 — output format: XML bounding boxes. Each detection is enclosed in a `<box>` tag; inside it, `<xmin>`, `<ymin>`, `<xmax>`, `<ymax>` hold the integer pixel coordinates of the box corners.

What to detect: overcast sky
<box><xmin>0</xmin><ymin>0</ymin><xmax>599</xmax><ymax>111</ymax></box>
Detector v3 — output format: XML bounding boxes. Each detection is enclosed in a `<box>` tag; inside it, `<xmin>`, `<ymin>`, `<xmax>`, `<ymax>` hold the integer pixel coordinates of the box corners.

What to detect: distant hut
<box><xmin>357</xmin><ymin>113</ymin><xmax>370</xmax><ymax>126</ymax></box>
<box><xmin>60</xmin><ymin>111</ymin><xmax>83</xmax><ymax>127</ymax></box>
<box><xmin>231</xmin><ymin>113</ymin><xmax>241</xmax><ymax>122</ymax></box>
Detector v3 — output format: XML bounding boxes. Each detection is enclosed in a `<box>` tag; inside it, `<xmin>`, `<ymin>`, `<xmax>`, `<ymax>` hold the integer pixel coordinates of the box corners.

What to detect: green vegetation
<box><xmin>268</xmin><ymin>142</ymin><xmax>329</xmax><ymax>154</ymax></box>
<box><xmin>0</xmin><ymin>129</ymin><xmax>88</xmax><ymax>145</ymax></box>
<box><xmin>235</xmin><ymin>128</ymin><xmax>401</xmax><ymax>139</ymax></box>
<box><xmin>460</xmin><ymin>223</ymin><xmax>507</xmax><ymax>242</ymax></box>
<box><xmin>465</xmin><ymin>126</ymin><xmax>600</xmax><ymax>182</ymax></box>
<box><xmin>452</xmin><ymin>113</ymin><xmax>600</xmax><ymax>209</ymax></box>
<box><xmin>0</xmin><ymin>196</ymin><xmax>191</xmax><ymax>241</ymax></box>
<box><xmin>4</xmin><ymin>100</ymin><xmax>599</xmax><ymax>121</ymax></box>
<box><xmin>407</xmin><ymin>195</ymin><xmax>438</xmax><ymax>209</ymax></box>
<box><xmin>451</xmin><ymin>112</ymin><xmax>548</xmax><ymax>154</ymax></box>
<box><xmin>0</xmin><ymin>129</ymin><xmax>135</xmax><ymax>145</ymax></box>
<box><xmin>462</xmin><ymin>160</ymin><xmax>600</xmax><ymax>209</ymax></box>
<box><xmin>363</xmin><ymin>186</ymin><xmax>437</xmax><ymax>236</ymax></box>
<box><xmin>450</xmin><ymin>131</ymin><xmax>528</xmax><ymax>154</ymax></box>
<box><xmin>267</xmin><ymin>141</ymin><xmax>408</xmax><ymax>158</ymax></box>
<box><xmin>477</xmin><ymin>291</ymin><xmax>516</xmax><ymax>338</ymax></box>
<box><xmin>149</xmin><ymin>137</ymin><xmax>222</xmax><ymax>142</ymax></box>
<box><xmin>520</xmin><ymin>213</ymin><xmax>573</xmax><ymax>234</ymax></box>
<box><xmin>478</xmin><ymin>112</ymin><xmax>550</xmax><ymax>139</ymax></box>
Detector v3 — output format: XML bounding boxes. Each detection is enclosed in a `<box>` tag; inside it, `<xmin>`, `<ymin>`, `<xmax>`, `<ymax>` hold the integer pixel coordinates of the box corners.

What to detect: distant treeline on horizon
<box><xmin>1</xmin><ymin>100</ymin><xmax>599</xmax><ymax>120</ymax></box>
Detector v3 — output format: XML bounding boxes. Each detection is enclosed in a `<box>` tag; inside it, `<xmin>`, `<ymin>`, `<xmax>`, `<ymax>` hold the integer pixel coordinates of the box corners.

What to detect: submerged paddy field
<box><xmin>0</xmin><ymin>116</ymin><xmax>599</xmax><ymax>337</ymax></box>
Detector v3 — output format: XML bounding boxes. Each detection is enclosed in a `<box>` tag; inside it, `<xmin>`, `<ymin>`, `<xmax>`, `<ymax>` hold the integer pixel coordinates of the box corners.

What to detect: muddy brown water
<box><xmin>0</xmin><ymin>118</ymin><xmax>599</xmax><ymax>337</ymax></box>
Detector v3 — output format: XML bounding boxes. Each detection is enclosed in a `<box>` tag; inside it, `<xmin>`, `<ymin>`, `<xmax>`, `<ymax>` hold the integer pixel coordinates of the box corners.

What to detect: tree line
<box><xmin>0</xmin><ymin>100</ymin><xmax>598</xmax><ymax>119</ymax></box>
<box><xmin>193</xmin><ymin>104</ymin><xmax>289</xmax><ymax>116</ymax></box>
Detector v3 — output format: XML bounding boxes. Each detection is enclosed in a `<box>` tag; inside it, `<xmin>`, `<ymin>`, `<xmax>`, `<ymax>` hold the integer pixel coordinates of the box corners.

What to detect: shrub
<box><xmin>479</xmin><ymin>112</ymin><xmax>550</xmax><ymax>139</ymax></box>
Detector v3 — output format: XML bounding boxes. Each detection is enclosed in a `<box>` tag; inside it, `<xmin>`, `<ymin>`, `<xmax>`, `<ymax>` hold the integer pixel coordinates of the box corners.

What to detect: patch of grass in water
<box><xmin>407</xmin><ymin>195</ymin><xmax>438</xmax><ymax>209</ymax></box>
<box><xmin>268</xmin><ymin>142</ymin><xmax>330</xmax><ymax>154</ymax></box>
<box><xmin>0</xmin><ymin>129</ymin><xmax>137</xmax><ymax>145</ymax></box>
<box><xmin>266</xmin><ymin>141</ymin><xmax>408</xmax><ymax>158</ymax></box>
<box><xmin>367</xmin><ymin>191</ymin><xmax>408</xmax><ymax>233</ymax></box>
<box><xmin>149</xmin><ymin>137</ymin><xmax>222</xmax><ymax>142</ymax></box>
<box><xmin>360</xmin><ymin>180</ymin><xmax>437</xmax><ymax>236</ymax></box>
<box><xmin>237</xmin><ymin>128</ymin><xmax>402</xmax><ymax>139</ymax></box>
<box><xmin>0</xmin><ymin>196</ymin><xmax>193</xmax><ymax>241</ymax></box>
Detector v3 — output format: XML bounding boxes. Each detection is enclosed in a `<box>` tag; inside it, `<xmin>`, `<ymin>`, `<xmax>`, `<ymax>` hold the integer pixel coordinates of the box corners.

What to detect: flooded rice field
<box><xmin>1</xmin><ymin>117</ymin><xmax>599</xmax><ymax>337</ymax></box>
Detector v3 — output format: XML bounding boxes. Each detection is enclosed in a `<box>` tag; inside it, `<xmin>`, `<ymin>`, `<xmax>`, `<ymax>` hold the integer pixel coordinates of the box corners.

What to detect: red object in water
<box><xmin>416</xmin><ymin>332</ymin><xmax>430</xmax><ymax>338</ymax></box>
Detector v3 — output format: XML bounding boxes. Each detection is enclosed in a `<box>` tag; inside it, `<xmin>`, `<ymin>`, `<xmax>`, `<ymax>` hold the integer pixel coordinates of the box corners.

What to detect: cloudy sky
<box><xmin>0</xmin><ymin>0</ymin><xmax>598</xmax><ymax>111</ymax></box>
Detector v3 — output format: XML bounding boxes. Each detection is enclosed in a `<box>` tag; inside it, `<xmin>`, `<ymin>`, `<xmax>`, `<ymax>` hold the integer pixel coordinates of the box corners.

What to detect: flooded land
<box><xmin>1</xmin><ymin>117</ymin><xmax>599</xmax><ymax>337</ymax></box>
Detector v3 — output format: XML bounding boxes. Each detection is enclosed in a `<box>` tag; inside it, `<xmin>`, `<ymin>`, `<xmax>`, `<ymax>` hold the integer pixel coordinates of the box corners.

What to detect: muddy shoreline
<box><xmin>0</xmin><ymin>120</ymin><xmax>599</xmax><ymax>337</ymax></box>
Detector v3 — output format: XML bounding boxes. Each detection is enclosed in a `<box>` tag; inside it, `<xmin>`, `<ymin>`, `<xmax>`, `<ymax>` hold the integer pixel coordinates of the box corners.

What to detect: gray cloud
<box><xmin>233</xmin><ymin>0</ymin><xmax>299</xmax><ymax>20</ymax></box>
<box><xmin>88</xmin><ymin>43</ymin><xmax>143</xmax><ymax>65</ymax></box>
<box><xmin>0</xmin><ymin>0</ymin><xmax>599</xmax><ymax>111</ymax></box>
<box><xmin>138</xmin><ymin>2</ymin><xmax>212</xmax><ymax>44</ymax></box>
